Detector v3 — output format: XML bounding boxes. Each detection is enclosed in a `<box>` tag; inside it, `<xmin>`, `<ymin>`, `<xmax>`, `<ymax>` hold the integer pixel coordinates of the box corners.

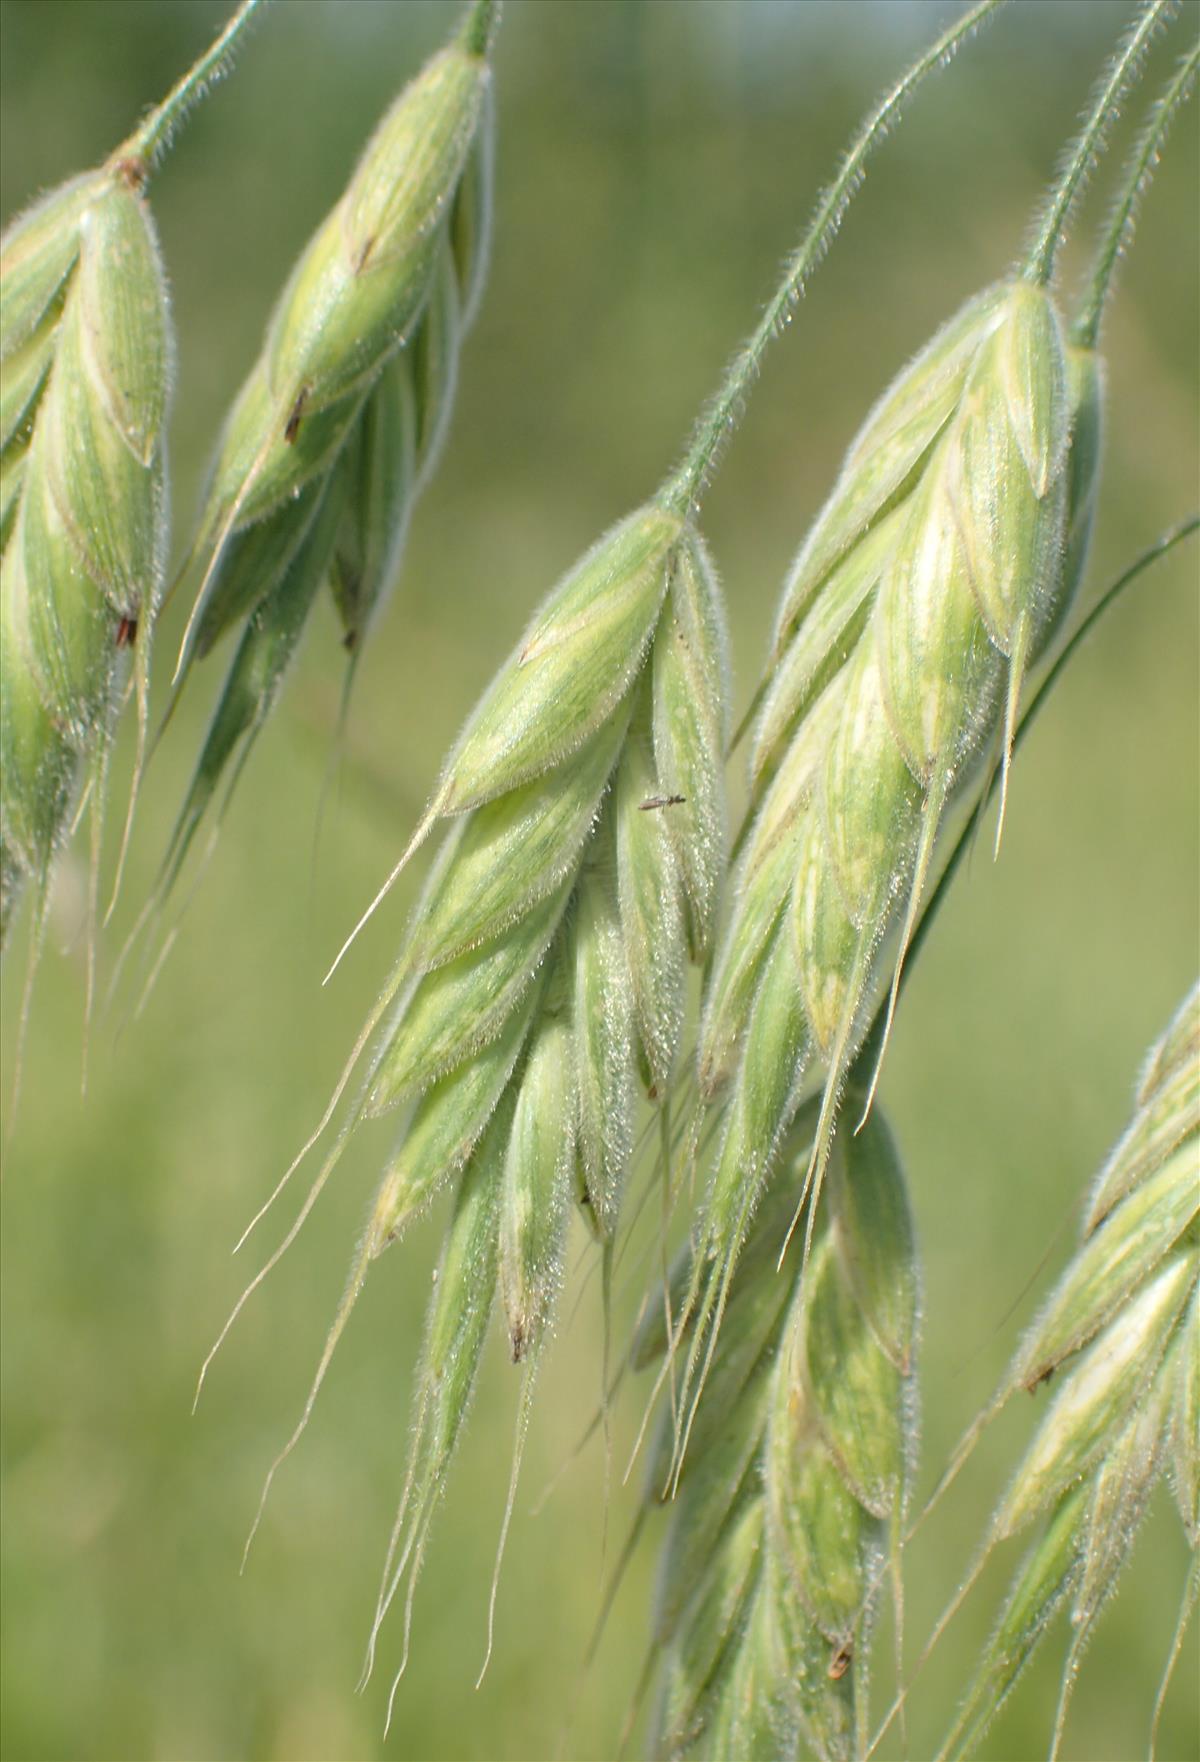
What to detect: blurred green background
<box><xmin>2</xmin><ymin>2</ymin><xmax>1197</xmax><ymax>1758</ymax></box>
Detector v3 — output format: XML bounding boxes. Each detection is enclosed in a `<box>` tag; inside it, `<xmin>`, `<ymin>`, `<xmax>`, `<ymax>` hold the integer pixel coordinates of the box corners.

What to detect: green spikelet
<box><xmin>363</xmin><ymin>1095</ymin><xmax>508</xmax><ymax>1697</ymax></box>
<box><xmin>1</xmin><ymin>162</ymin><xmax>170</xmax><ymax>945</ymax></box>
<box><xmin>689</xmin><ymin>276</ymin><xmax>1072</xmax><ymax>1406</ymax></box>
<box><xmin>340</xmin><ymin>509</ymin><xmax>724</xmax><ymax>1256</ymax></box>
<box><xmin>937</xmin><ymin>985</ymin><xmax>1199</xmax><ymax>1760</ymax></box>
<box><xmin>643</xmin><ymin>1099</ymin><xmax>919</xmax><ymax>1761</ymax></box>
<box><xmin>166</xmin><ymin>1</ymin><xmax>497</xmax><ymax>875</ymax></box>
<box><xmin>236</xmin><ymin>508</ymin><xmax>728</xmax><ymax>1684</ymax></box>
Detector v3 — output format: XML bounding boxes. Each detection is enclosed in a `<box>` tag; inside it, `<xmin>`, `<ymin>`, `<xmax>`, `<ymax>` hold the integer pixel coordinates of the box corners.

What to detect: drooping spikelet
<box><xmin>223</xmin><ymin>505</ymin><xmax>729</xmax><ymax>1667</ymax></box>
<box><xmin>164</xmin><ymin>0</ymin><xmax>496</xmax><ymax>887</ymax></box>
<box><xmin>337</xmin><ymin>505</ymin><xmax>727</xmax><ymax>1274</ymax></box>
<box><xmin>1</xmin><ymin>160</ymin><xmax>170</xmax><ymax>944</ymax></box>
<box><xmin>638</xmin><ymin>1096</ymin><xmax>919</xmax><ymax>1761</ymax></box>
<box><xmin>687</xmin><ymin>278</ymin><xmax>1074</xmax><ymax>1410</ymax></box>
<box><xmin>935</xmin><ymin>984</ymin><xmax>1199</xmax><ymax>1760</ymax></box>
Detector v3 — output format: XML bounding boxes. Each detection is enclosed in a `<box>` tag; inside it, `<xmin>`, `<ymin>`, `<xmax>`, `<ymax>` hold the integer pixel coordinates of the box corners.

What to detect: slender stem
<box><xmin>111</xmin><ymin>0</ymin><xmax>267</xmax><ymax>174</ymax></box>
<box><xmin>658</xmin><ymin>0</ymin><xmax>1006</xmax><ymax>517</ymax></box>
<box><xmin>461</xmin><ymin>0</ymin><xmax>500</xmax><ymax>59</ymax></box>
<box><xmin>1073</xmin><ymin>43</ymin><xmax>1199</xmax><ymax>347</ymax></box>
<box><xmin>868</xmin><ymin>514</ymin><xmax>1199</xmax><ymax>1032</ymax></box>
<box><xmin>1022</xmin><ymin>0</ymin><xmax>1175</xmax><ymax>287</ymax></box>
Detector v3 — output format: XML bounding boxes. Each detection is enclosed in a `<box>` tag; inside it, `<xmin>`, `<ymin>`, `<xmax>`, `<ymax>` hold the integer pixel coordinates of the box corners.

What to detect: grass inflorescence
<box><xmin>195</xmin><ymin>0</ymin><xmax>1002</xmax><ymax>1704</ymax></box>
<box><xmin>6</xmin><ymin>1</ymin><xmax>1193</xmax><ymax>1751</ymax></box>
<box><xmin>668</xmin><ymin>0</ymin><xmax>1182</xmax><ymax>1494</ymax></box>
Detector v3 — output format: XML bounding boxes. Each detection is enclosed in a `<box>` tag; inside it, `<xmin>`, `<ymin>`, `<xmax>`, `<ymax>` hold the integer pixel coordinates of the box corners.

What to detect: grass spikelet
<box><xmin>364</xmin><ymin>1097</ymin><xmax>508</xmax><ymax>1695</ymax></box>
<box><xmin>923</xmin><ymin>985</ymin><xmax>1199</xmax><ymax>1758</ymax></box>
<box><xmin>650</xmin><ymin>529</ymin><xmax>730</xmax><ymax>965</ymax></box>
<box><xmin>614</xmin><ymin>680</ymin><xmax>686</xmax><ymax>1095</ymax></box>
<box><xmin>1</xmin><ymin>162</ymin><xmax>170</xmax><ymax>956</ymax></box>
<box><xmin>692</xmin><ymin>273</ymin><xmax>1078</xmax><ymax>1387</ymax></box>
<box><xmin>498</xmin><ymin>984</ymin><xmax>575</xmax><ymax>1362</ymax></box>
<box><xmin>220</xmin><ymin>509</ymin><xmax>726</xmax><ymax>1689</ymax></box>
<box><xmin>572</xmin><ymin>815</ymin><xmax>637</xmax><ymax>1240</ymax></box>
<box><xmin>1</xmin><ymin>2</ymin><xmax>267</xmax><ymax>997</ymax></box>
<box><xmin>165</xmin><ymin>0</ymin><xmax>497</xmax><ymax>876</ymax></box>
<box><xmin>643</xmin><ymin>1098</ymin><xmax>919</xmax><ymax>1761</ymax></box>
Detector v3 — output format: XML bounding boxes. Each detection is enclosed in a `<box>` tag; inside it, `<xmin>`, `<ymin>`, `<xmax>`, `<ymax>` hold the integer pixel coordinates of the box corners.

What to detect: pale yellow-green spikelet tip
<box><xmin>326</xmin><ymin>500</ymin><xmax>682</xmax><ymax>979</ymax></box>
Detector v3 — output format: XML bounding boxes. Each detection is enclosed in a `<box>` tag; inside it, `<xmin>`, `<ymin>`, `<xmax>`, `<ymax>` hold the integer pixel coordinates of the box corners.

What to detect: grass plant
<box><xmin>0</xmin><ymin>3</ymin><xmax>1196</xmax><ymax>1759</ymax></box>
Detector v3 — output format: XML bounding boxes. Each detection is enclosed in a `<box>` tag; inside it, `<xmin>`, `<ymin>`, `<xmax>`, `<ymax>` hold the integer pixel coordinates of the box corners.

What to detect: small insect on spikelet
<box><xmin>921</xmin><ymin>984</ymin><xmax>1199</xmax><ymax>1761</ymax></box>
<box><xmin>161</xmin><ymin>0</ymin><xmax>497</xmax><ymax>891</ymax></box>
<box><xmin>0</xmin><ymin>157</ymin><xmax>170</xmax><ymax>958</ymax></box>
<box><xmin>633</xmin><ymin>1096</ymin><xmax>919</xmax><ymax>1761</ymax></box>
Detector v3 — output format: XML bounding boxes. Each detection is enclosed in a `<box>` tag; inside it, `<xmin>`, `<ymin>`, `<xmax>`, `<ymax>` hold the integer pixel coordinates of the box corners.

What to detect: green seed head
<box><xmin>351</xmin><ymin>504</ymin><xmax>721</xmax><ymax>1255</ymax></box>
<box><xmin>1</xmin><ymin>168</ymin><xmax>169</xmax><ymax>936</ymax></box>
<box><xmin>698</xmin><ymin>279</ymin><xmax>1075</xmax><ymax>1287</ymax></box>
<box><xmin>267</xmin><ymin>41</ymin><xmax>486</xmax><ymax>432</ymax></box>
<box><xmin>285</xmin><ymin>497</ymin><xmax>730</xmax><ymax>1693</ymax></box>
<box><xmin>193</xmin><ymin>32</ymin><xmax>488</xmax><ymax>556</ymax></box>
